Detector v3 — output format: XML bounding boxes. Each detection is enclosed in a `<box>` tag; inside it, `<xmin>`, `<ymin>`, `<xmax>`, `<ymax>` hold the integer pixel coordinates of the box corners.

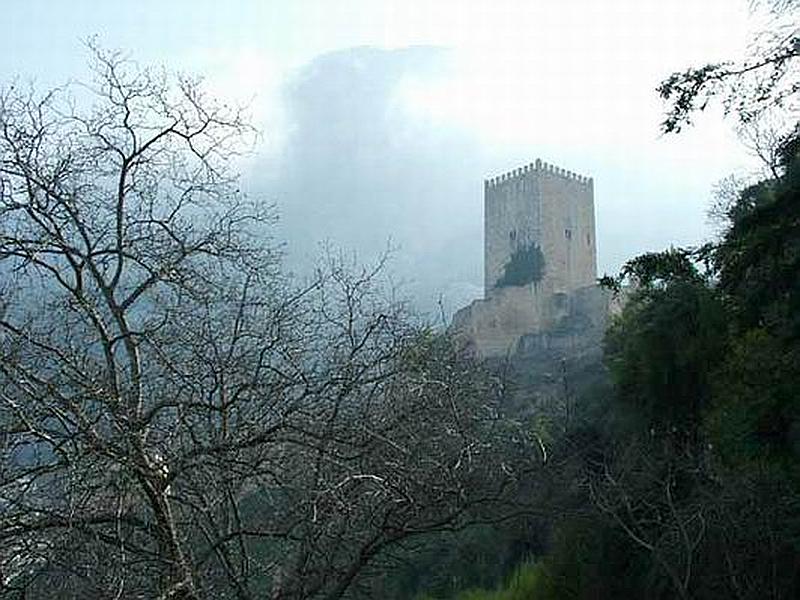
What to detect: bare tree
<box><xmin>589</xmin><ymin>439</ymin><xmax>707</xmax><ymax>600</ymax></box>
<box><xmin>0</xmin><ymin>47</ymin><xmax>534</xmax><ymax>599</ymax></box>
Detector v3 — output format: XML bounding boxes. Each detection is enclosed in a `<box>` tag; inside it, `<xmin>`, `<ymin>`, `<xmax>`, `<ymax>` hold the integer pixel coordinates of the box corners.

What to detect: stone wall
<box><xmin>452</xmin><ymin>280</ymin><xmax>557</xmax><ymax>357</ymax></box>
<box><xmin>484</xmin><ymin>159</ymin><xmax>596</xmax><ymax>297</ymax></box>
<box><xmin>452</xmin><ymin>282</ymin><xmax>611</xmax><ymax>358</ymax></box>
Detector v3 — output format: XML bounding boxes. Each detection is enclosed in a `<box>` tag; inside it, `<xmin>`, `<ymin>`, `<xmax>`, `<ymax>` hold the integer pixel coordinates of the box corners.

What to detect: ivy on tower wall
<box><xmin>495</xmin><ymin>243</ymin><xmax>545</xmax><ymax>288</ymax></box>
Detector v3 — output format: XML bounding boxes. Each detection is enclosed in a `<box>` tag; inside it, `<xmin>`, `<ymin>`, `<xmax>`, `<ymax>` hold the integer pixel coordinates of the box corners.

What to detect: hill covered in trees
<box><xmin>0</xmin><ymin>3</ymin><xmax>797</xmax><ymax>598</ymax></box>
<box><xmin>398</xmin><ymin>2</ymin><xmax>800</xmax><ymax>596</ymax></box>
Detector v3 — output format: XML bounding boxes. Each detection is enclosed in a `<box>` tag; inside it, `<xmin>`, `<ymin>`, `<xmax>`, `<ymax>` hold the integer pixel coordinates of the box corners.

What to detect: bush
<box><xmin>496</xmin><ymin>244</ymin><xmax>545</xmax><ymax>288</ymax></box>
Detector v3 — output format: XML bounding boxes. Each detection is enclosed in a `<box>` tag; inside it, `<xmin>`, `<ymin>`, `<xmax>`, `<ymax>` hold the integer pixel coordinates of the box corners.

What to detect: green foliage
<box><xmin>433</xmin><ymin>520</ymin><xmax>651</xmax><ymax>600</ymax></box>
<box><xmin>597</xmin><ymin>274</ymin><xmax>620</xmax><ymax>294</ymax></box>
<box><xmin>708</xmin><ymin>329</ymin><xmax>800</xmax><ymax>474</ymax></box>
<box><xmin>594</xmin><ymin>129</ymin><xmax>800</xmax><ymax>600</ymax></box>
<box><xmin>714</xmin><ymin>138</ymin><xmax>800</xmax><ymax>339</ymax></box>
<box><xmin>605</xmin><ymin>141</ymin><xmax>799</xmax><ymax>456</ymax></box>
<box><xmin>445</xmin><ymin>560</ymin><xmax>554</xmax><ymax>600</ymax></box>
<box><xmin>604</xmin><ymin>272</ymin><xmax>728</xmax><ymax>438</ymax></box>
<box><xmin>701</xmin><ymin>136</ymin><xmax>800</xmax><ymax>474</ymax></box>
<box><xmin>542</xmin><ymin>519</ymin><xmax>652</xmax><ymax>600</ymax></box>
<box><xmin>375</xmin><ymin>516</ymin><xmax>552</xmax><ymax>600</ymax></box>
<box><xmin>495</xmin><ymin>243</ymin><xmax>545</xmax><ymax>288</ymax></box>
<box><xmin>381</xmin><ymin>527</ymin><xmax>521</xmax><ymax>599</ymax></box>
<box><xmin>657</xmin><ymin>2</ymin><xmax>798</xmax><ymax>133</ymax></box>
<box><xmin>609</xmin><ymin>247</ymin><xmax>704</xmax><ymax>289</ymax></box>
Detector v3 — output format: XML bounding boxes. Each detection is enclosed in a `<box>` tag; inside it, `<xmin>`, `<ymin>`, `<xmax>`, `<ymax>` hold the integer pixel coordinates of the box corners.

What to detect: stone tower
<box><xmin>484</xmin><ymin>159</ymin><xmax>596</xmax><ymax>297</ymax></box>
<box><xmin>452</xmin><ymin>159</ymin><xmax>602</xmax><ymax>357</ymax></box>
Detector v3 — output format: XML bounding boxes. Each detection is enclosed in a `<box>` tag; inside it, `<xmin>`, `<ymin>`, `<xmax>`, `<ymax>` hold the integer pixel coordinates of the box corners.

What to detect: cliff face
<box><xmin>452</xmin><ymin>283</ymin><xmax>616</xmax><ymax>420</ymax></box>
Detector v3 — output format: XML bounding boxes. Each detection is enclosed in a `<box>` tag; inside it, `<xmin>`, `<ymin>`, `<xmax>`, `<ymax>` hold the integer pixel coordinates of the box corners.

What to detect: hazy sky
<box><xmin>2</xmin><ymin>0</ymin><xmax>763</xmax><ymax>314</ymax></box>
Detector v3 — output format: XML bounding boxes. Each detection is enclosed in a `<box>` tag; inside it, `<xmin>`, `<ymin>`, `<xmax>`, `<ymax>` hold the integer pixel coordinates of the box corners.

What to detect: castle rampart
<box><xmin>484</xmin><ymin>159</ymin><xmax>594</xmax><ymax>189</ymax></box>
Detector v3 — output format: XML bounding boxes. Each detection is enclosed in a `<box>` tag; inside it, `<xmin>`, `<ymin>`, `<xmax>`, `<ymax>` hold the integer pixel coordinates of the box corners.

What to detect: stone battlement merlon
<box><xmin>484</xmin><ymin>158</ymin><xmax>593</xmax><ymax>190</ymax></box>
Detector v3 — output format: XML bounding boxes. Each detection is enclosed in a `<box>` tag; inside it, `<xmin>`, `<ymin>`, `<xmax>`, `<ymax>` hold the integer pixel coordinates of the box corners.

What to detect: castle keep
<box><xmin>485</xmin><ymin>159</ymin><xmax>596</xmax><ymax>296</ymax></box>
<box><xmin>453</xmin><ymin>159</ymin><xmax>607</xmax><ymax>357</ymax></box>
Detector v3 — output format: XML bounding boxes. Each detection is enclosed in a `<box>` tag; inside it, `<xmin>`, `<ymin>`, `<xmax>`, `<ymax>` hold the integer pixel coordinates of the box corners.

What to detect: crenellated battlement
<box><xmin>483</xmin><ymin>157</ymin><xmax>597</xmax><ymax>298</ymax></box>
<box><xmin>484</xmin><ymin>158</ymin><xmax>593</xmax><ymax>189</ymax></box>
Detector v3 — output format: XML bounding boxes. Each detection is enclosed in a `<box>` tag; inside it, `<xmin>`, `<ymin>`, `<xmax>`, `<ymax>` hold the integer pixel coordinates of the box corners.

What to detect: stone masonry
<box><xmin>453</xmin><ymin>159</ymin><xmax>608</xmax><ymax>357</ymax></box>
<box><xmin>484</xmin><ymin>158</ymin><xmax>596</xmax><ymax>296</ymax></box>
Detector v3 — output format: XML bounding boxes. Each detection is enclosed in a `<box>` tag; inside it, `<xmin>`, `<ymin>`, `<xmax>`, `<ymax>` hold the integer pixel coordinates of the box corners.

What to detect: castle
<box><xmin>453</xmin><ymin>159</ymin><xmax>609</xmax><ymax>357</ymax></box>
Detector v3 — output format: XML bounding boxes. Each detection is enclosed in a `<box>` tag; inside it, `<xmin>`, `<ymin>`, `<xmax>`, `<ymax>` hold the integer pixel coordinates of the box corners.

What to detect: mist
<box><xmin>251</xmin><ymin>43</ymin><xmax>750</xmax><ymax>319</ymax></box>
<box><xmin>0</xmin><ymin>1</ymin><xmax>757</xmax><ymax>319</ymax></box>
<box><xmin>250</xmin><ymin>46</ymin><xmax>490</xmax><ymax>317</ymax></box>
<box><xmin>3</xmin><ymin>2</ymin><xmax>797</xmax><ymax>599</ymax></box>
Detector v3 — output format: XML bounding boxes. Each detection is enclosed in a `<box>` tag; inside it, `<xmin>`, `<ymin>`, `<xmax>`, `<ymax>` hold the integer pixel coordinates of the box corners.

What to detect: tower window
<box><xmin>565</xmin><ymin>229</ymin><xmax>572</xmax><ymax>240</ymax></box>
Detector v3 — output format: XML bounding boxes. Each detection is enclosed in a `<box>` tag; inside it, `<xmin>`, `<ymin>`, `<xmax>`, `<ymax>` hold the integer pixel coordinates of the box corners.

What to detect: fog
<box><xmin>1</xmin><ymin>0</ymin><xmax>761</xmax><ymax>317</ymax></box>
<box><xmin>253</xmin><ymin>42</ymin><xmax>752</xmax><ymax>316</ymax></box>
<box><xmin>254</xmin><ymin>46</ymin><xmax>485</xmax><ymax>315</ymax></box>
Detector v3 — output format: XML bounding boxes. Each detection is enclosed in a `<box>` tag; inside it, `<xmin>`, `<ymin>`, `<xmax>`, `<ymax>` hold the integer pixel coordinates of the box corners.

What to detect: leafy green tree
<box><xmin>714</xmin><ymin>134</ymin><xmax>800</xmax><ymax>338</ymax></box>
<box><xmin>704</xmin><ymin>132</ymin><xmax>800</xmax><ymax>473</ymax></box>
<box><xmin>495</xmin><ymin>243</ymin><xmax>545</xmax><ymax>288</ymax></box>
<box><xmin>595</xmin><ymin>129</ymin><xmax>800</xmax><ymax>599</ymax></box>
<box><xmin>603</xmin><ymin>250</ymin><xmax>728</xmax><ymax>446</ymax></box>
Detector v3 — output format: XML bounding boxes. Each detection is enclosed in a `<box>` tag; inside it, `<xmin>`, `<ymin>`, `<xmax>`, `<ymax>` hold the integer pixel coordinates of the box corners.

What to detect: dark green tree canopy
<box><xmin>495</xmin><ymin>243</ymin><xmax>545</xmax><ymax>288</ymax></box>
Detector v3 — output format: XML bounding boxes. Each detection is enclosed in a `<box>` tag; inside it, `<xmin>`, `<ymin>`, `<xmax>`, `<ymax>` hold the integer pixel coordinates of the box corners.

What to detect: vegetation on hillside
<box><xmin>407</xmin><ymin>4</ymin><xmax>800</xmax><ymax>599</ymax></box>
<box><xmin>404</xmin><ymin>122</ymin><xmax>800</xmax><ymax>600</ymax></box>
<box><xmin>1</xmin><ymin>3</ymin><xmax>797</xmax><ymax>598</ymax></box>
